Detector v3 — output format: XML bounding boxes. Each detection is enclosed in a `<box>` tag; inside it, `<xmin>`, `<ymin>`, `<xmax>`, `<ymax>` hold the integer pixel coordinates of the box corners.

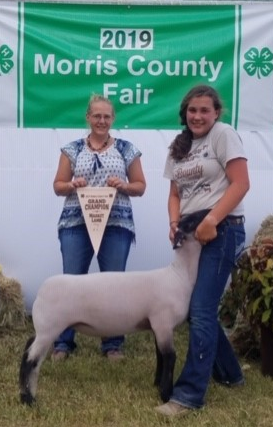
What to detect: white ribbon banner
<box><xmin>77</xmin><ymin>187</ymin><xmax>117</xmax><ymax>255</ymax></box>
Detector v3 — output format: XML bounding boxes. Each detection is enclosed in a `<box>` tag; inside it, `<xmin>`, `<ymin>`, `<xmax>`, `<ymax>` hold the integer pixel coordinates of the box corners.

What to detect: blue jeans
<box><xmin>170</xmin><ymin>220</ymin><xmax>246</xmax><ymax>409</ymax></box>
<box><xmin>54</xmin><ymin>224</ymin><xmax>133</xmax><ymax>354</ymax></box>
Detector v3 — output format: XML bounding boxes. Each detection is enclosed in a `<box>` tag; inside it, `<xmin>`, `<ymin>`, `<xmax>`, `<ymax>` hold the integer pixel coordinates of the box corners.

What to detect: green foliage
<box><xmin>219</xmin><ymin>215</ymin><xmax>273</xmax><ymax>335</ymax></box>
<box><xmin>232</xmin><ymin>243</ymin><xmax>273</xmax><ymax>329</ymax></box>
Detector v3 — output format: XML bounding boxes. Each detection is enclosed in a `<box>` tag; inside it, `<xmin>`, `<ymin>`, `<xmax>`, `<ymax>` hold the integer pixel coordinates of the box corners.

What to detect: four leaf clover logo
<box><xmin>0</xmin><ymin>44</ymin><xmax>14</xmax><ymax>75</ymax></box>
<box><xmin>244</xmin><ymin>47</ymin><xmax>273</xmax><ymax>79</ymax></box>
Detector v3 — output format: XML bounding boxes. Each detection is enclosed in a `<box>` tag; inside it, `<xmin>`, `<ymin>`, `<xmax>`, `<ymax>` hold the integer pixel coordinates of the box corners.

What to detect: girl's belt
<box><xmin>222</xmin><ymin>215</ymin><xmax>245</xmax><ymax>225</ymax></box>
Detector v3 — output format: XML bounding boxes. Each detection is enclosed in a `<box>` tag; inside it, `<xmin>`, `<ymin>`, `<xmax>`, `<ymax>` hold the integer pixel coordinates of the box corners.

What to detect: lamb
<box><xmin>19</xmin><ymin>210</ymin><xmax>209</xmax><ymax>406</ymax></box>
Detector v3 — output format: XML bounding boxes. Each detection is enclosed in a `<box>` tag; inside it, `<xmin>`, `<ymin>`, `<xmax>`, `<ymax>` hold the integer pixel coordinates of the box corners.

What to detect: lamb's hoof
<box><xmin>20</xmin><ymin>392</ymin><xmax>36</xmax><ymax>406</ymax></box>
<box><xmin>160</xmin><ymin>389</ymin><xmax>172</xmax><ymax>403</ymax></box>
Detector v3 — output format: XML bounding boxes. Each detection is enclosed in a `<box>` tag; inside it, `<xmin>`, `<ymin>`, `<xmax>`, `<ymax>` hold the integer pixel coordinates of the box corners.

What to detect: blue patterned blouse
<box><xmin>57</xmin><ymin>138</ymin><xmax>142</xmax><ymax>237</ymax></box>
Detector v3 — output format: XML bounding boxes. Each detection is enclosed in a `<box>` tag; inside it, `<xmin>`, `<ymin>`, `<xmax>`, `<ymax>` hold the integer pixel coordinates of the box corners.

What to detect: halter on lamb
<box><xmin>19</xmin><ymin>209</ymin><xmax>210</xmax><ymax>406</ymax></box>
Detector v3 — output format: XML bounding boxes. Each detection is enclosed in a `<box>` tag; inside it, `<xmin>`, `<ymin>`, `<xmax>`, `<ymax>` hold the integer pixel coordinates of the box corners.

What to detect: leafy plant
<box><xmin>219</xmin><ymin>215</ymin><xmax>273</xmax><ymax>334</ymax></box>
<box><xmin>231</xmin><ymin>240</ymin><xmax>273</xmax><ymax>329</ymax></box>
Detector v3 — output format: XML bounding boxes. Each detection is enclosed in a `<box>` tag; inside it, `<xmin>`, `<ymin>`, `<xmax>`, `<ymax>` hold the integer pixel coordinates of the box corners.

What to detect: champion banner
<box><xmin>0</xmin><ymin>2</ymin><xmax>272</xmax><ymax>130</ymax></box>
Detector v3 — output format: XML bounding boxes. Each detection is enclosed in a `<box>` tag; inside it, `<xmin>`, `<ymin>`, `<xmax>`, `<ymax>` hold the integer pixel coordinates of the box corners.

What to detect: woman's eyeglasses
<box><xmin>90</xmin><ymin>114</ymin><xmax>113</xmax><ymax>121</ymax></box>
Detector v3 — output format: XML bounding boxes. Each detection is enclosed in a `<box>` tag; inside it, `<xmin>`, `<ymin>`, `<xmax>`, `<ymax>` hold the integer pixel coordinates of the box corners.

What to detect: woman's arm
<box><xmin>53</xmin><ymin>153</ymin><xmax>87</xmax><ymax>196</ymax></box>
<box><xmin>107</xmin><ymin>157</ymin><xmax>146</xmax><ymax>197</ymax></box>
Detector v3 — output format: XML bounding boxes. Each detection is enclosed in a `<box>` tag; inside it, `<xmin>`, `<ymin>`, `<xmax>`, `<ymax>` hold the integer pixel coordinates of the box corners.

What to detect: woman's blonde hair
<box><xmin>86</xmin><ymin>94</ymin><xmax>115</xmax><ymax>117</ymax></box>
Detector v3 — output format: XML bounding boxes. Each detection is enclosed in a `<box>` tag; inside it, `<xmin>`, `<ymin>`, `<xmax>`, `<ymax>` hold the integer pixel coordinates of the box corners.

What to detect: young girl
<box><xmin>156</xmin><ymin>85</ymin><xmax>250</xmax><ymax>416</ymax></box>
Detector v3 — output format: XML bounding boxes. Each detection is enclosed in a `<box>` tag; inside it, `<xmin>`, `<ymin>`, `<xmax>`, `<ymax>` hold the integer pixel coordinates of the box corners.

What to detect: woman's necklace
<box><xmin>87</xmin><ymin>134</ymin><xmax>110</xmax><ymax>152</ymax></box>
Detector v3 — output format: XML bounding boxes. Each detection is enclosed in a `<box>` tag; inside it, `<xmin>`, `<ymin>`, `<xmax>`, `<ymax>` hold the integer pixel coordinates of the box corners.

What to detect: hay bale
<box><xmin>0</xmin><ymin>266</ymin><xmax>27</xmax><ymax>329</ymax></box>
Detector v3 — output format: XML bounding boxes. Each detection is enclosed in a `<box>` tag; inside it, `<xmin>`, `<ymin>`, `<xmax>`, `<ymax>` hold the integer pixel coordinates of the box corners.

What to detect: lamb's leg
<box><xmin>19</xmin><ymin>336</ymin><xmax>51</xmax><ymax>405</ymax></box>
<box><xmin>154</xmin><ymin>338</ymin><xmax>163</xmax><ymax>387</ymax></box>
<box><xmin>160</xmin><ymin>350</ymin><xmax>176</xmax><ymax>402</ymax></box>
<box><xmin>153</xmin><ymin>331</ymin><xmax>176</xmax><ymax>402</ymax></box>
<box><xmin>19</xmin><ymin>336</ymin><xmax>38</xmax><ymax>405</ymax></box>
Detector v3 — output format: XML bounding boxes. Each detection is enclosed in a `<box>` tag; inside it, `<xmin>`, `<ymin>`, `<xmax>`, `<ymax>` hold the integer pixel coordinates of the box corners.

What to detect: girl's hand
<box><xmin>194</xmin><ymin>214</ymin><xmax>217</xmax><ymax>245</ymax></box>
<box><xmin>169</xmin><ymin>222</ymin><xmax>178</xmax><ymax>244</ymax></box>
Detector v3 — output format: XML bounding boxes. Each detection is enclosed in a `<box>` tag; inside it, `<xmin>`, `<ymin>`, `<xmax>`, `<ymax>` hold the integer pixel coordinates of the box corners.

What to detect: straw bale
<box><xmin>0</xmin><ymin>266</ymin><xmax>27</xmax><ymax>329</ymax></box>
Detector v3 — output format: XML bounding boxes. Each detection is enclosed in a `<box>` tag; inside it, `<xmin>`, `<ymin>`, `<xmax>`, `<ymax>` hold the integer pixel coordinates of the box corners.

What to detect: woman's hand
<box><xmin>53</xmin><ymin>153</ymin><xmax>88</xmax><ymax>196</ymax></box>
<box><xmin>107</xmin><ymin>156</ymin><xmax>146</xmax><ymax>197</ymax></box>
<box><xmin>107</xmin><ymin>176</ymin><xmax>128</xmax><ymax>192</ymax></box>
<box><xmin>55</xmin><ymin>177</ymin><xmax>87</xmax><ymax>195</ymax></box>
<box><xmin>71</xmin><ymin>177</ymin><xmax>87</xmax><ymax>189</ymax></box>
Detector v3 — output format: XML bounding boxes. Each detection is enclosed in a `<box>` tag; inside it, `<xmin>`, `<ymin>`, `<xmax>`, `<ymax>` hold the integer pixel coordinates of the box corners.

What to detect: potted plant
<box><xmin>219</xmin><ymin>215</ymin><xmax>273</xmax><ymax>376</ymax></box>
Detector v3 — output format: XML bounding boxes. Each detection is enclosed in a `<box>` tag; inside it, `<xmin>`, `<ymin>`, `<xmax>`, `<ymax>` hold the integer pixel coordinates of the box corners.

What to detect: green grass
<box><xmin>0</xmin><ymin>319</ymin><xmax>272</xmax><ymax>427</ymax></box>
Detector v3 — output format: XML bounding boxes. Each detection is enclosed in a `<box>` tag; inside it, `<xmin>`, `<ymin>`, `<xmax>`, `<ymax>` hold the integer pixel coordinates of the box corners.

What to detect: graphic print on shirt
<box><xmin>174</xmin><ymin>143</ymin><xmax>211</xmax><ymax>201</ymax></box>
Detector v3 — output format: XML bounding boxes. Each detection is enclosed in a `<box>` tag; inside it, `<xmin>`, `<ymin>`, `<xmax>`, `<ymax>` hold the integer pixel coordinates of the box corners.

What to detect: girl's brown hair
<box><xmin>170</xmin><ymin>85</ymin><xmax>222</xmax><ymax>161</ymax></box>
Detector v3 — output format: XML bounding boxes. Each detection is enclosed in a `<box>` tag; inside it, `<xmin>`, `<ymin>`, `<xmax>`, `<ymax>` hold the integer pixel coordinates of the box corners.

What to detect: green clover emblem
<box><xmin>243</xmin><ymin>47</ymin><xmax>273</xmax><ymax>79</ymax></box>
<box><xmin>0</xmin><ymin>44</ymin><xmax>14</xmax><ymax>75</ymax></box>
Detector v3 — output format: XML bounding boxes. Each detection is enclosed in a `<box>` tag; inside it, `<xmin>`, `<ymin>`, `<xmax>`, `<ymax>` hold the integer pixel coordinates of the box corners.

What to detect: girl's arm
<box><xmin>195</xmin><ymin>158</ymin><xmax>250</xmax><ymax>243</ymax></box>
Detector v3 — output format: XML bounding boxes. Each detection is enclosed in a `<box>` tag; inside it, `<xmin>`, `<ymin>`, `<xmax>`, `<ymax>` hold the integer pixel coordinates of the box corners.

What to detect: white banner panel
<box><xmin>0</xmin><ymin>3</ymin><xmax>19</xmax><ymax>125</ymax></box>
<box><xmin>238</xmin><ymin>4</ymin><xmax>273</xmax><ymax>130</ymax></box>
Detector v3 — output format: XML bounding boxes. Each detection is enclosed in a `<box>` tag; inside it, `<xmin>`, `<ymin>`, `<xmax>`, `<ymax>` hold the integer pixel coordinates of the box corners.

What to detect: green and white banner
<box><xmin>0</xmin><ymin>2</ymin><xmax>272</xmax><ymax>129</ymax></box>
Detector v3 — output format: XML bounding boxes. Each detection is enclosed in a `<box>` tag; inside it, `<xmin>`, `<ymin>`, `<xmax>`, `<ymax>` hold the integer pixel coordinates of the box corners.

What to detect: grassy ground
<box><xmin>0</xmin><ymin>319</ymin><xmax>272</xmax><ymax>427</ymax></box>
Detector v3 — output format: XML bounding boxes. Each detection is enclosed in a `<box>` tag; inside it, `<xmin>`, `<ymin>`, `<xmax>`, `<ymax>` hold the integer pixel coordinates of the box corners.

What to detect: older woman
<box><xmin>52</xmin><ymin>95</ymin><xmax>146</xmax><ymax>361</ymax></box>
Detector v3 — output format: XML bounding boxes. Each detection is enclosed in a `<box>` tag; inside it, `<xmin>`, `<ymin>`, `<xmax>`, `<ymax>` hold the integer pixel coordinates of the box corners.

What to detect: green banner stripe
<box><xmin>22</xmin><ymin>4</ymin><xmax>236</xmax><ymax>129</ymax></box>
<box><xmin>17</xmin><ymin>2</ymin><xmax>23</xmax><ymax>128</ymax></box>
<box><xmin>233</xmin><ymin>5</ymin><xmax>242</xmax><ymax>129</ymax></box>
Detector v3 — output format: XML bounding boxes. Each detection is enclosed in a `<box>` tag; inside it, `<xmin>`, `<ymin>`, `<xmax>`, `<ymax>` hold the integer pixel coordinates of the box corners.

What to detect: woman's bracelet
<box><xmin>170</xmin><ymin>220</ymin><xmax>179</xmax><ymax>226</ymax></box>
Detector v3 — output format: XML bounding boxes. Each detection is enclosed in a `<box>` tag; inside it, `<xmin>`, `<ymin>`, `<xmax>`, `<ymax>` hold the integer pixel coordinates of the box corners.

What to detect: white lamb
<box><xmin>19</xmin><ymin>210</ymin><xmax>209</xmax><ymax>406</ymax></box>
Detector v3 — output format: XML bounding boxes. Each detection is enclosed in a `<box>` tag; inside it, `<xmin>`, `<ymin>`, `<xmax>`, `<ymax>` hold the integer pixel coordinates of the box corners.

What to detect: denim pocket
<box><xmin>234</xmin><ymin>228</ymin><xmax>246</xmax><ymax>263</ymax></box>
<box><xmin>225</xmin><ymin>224</ymin><xmax>246</xmax><ymax>265</ymax></box>
<box><xmin>214</xmin><ymin>223</ymin><xmax>245</xmax><ymax>268</ymax></box>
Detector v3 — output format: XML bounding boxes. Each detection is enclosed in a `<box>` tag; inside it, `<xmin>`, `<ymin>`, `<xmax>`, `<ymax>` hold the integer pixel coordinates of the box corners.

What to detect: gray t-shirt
<box><xmin>164</xmin><ymin>122</ymin><xmax>247</xmax><ymax>216</ymax></box>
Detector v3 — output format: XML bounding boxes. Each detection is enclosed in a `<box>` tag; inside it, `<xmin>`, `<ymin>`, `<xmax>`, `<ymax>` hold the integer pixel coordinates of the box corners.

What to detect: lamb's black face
<box><xmin>173</xmin><ymin>209</ymin><xmax>211</xmax><ymax>249</ymax></box>
<box><xmin>173</xmin><ymin>229</ymin><xmax>186</xmax><ymax>249</ymax></box>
